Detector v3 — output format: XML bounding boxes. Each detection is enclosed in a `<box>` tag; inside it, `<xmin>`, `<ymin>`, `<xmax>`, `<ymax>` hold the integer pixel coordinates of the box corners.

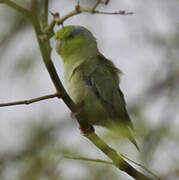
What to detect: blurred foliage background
<box><xmin>0</xmin><ymin>0</ymin><xmax>179</xmax><ymax>179</ymax></box>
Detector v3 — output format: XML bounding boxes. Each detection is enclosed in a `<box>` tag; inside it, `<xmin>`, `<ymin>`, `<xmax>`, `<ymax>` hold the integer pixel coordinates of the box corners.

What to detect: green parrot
<box><xmin>54</xmin><ymin>25</ymin><xmax>139</xmax><ymax>151</ymax></box>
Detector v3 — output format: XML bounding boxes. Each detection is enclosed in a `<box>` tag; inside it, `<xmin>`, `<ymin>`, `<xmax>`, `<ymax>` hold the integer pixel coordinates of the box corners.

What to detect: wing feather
<box><xmin>83</xmin><ymin>54</ymin><xmax>133</xmax><ymax>129</ymax></box>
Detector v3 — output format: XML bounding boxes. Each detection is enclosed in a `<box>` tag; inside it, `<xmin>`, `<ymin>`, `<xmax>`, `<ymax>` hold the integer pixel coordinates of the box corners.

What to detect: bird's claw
<box><xmin>70</xmin><ymin>108</ymin><xmax>82</xmax><ymax>119</ymax></box>
<box><xmin>79</xmin><ymin>125</ymin><xmax>94</xmax><ymax>136</ymax></box>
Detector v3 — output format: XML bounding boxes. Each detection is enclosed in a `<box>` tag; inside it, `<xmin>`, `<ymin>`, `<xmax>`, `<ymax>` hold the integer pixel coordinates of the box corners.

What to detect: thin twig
<box><xmin>56</xmin><ymin>6</ymin><xmax>133</xmax><ymax>25</ymax></box>
<box><xmin>91</xmin><ymin>0</ymin><xmax>102</xmax><ymax>11</ymax></box>
<box><xmin>46</xmin><ymin>3</ymin><xmax>133</xmax><ymax>37</ymax></box>
<box><xmin>121</xmin><ymin>154</ymin><xmax>160</xmax><ymax>180</ymax></box>
<box><xmin>64</xmin><ymin>155</ymin><xmax>113</xmax><ymax>165</ymax></box>
<box><xmin>65</xmin><ymin>154</ymin><xmax>159</xmax><ymax>179</ymax></box>
<box><xmin>90</xmin><ymin>10</ymin><xmax>133</xmax><ymax>15</ymax></box>
<box><xmin>0</xmin><ymin>0</ymin><xmax>30</xmax><ymax>17</ymax></box>
<box><xmin>44</xmin><ymin>11</ymin><xmax>59</xmax><ymax>36</ymax></box>
<box><xmin>0</xmin><ymin>93</ymin><xmax>60</xmax><ymax>107</ymax></box>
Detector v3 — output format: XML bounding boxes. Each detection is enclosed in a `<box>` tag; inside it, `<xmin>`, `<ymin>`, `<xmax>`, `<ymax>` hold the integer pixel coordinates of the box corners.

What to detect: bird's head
<box><xmin>54</xmin><ymin>26</ymin><xmax>98</xmax><ymax>62</ymax></box>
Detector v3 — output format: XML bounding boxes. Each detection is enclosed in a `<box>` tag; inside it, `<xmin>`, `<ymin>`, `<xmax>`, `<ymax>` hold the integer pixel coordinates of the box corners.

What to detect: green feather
<box><xmin>55</xmin><ymin>26</ymin><xmax>140</xmax><ymax>151</ymax></box>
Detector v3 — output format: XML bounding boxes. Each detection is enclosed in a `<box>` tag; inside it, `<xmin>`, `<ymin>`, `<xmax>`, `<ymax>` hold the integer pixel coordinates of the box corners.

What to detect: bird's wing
<box><xmin>83</xmin><ymin>54</ymin><xmax>133</xmax><ymax>129</ymax></box>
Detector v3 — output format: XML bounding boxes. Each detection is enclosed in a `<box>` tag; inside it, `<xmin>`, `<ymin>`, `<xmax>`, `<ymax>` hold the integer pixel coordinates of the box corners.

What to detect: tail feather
<box><xmin>109</xmin><ymin>123</ymin><xmax>140</xmax><ymax>151</ymax></box>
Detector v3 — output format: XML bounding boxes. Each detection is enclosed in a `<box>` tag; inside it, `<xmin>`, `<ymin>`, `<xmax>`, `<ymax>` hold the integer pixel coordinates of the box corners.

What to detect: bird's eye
<box><xmin>67</xmin><ymin>33</ymin><xmax>74</xmax><ymax>40</ymax></box>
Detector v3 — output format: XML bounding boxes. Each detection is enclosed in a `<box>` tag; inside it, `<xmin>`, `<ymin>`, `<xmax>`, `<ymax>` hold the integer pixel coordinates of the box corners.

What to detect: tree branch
<box><xmin>0</xmin><ymin>0</ymin><xmax>30</xmax><ymax>17</ymax></box>
<box><xmin>64</xmin><ymin>155</ymin><xmax>113</xmax><ymax>165</ymax></box>
<box><xmin>43</xmin><ymin>0</ymin><xmax>49</xmax><ymax>24</ymax></box>
<box><xmin>55</xmin><ymin>4</ymin><xmax>133</xmax><ymax>25</ymax></box>
<box><xmin>0</xmin><ymin>93</ymin><xmax>59</xmax><ymax>107</ymax></box>
<box><xmin>121</xmin><ymin>154</ymin><xmax>160</xmax><ymax>180</ymax></box>
<box><xmin>42</xmin><ymin>3</ymin><xmax>133</xmax><ymax>40</ymax></box>
<box><xmin>86</xmin><ymin>133</ymin><xmax>152</xmax><ymax>180</ymax></box>
<box><xmin>89</xmin><ymin>10</ymin><xmax>133</xmax><ymax>15</ymax></box>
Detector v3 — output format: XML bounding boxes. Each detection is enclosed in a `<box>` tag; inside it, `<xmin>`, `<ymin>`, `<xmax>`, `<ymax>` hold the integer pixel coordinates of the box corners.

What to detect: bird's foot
<box><xmin>71</xmin><ymin>102</ymin><xmax>84</xmax><ymax>119</ymax></box>
<box><xmin>70</xmin><ymin>108</ymin><xmax>82</xmax><ymax>119</ymax></box>
<box><xmin>79</xmin><ymin>125</ymin><xmax>94</xmax><ymax>136</ymax></box>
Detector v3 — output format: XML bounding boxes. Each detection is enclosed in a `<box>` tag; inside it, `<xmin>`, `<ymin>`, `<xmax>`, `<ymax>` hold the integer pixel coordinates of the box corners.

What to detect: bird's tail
<box><xmin>109</xmin><ymin>123</ymin><xmax>140</xmax><ymax>151</ymax></box>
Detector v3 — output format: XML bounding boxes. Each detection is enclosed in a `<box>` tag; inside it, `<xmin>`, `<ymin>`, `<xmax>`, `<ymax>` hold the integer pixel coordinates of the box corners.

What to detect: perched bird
<box><xmin>54</xmin><ymin>25</ymin><xmax>139</xmax><ymax>151</ymax></box>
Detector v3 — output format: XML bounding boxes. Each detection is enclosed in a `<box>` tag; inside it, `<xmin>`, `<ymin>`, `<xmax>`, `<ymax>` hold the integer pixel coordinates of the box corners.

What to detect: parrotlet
<box><xmin>54</xmin><ymin>25</ymin><xmax>139</xmax><ymax>151</ymax></box>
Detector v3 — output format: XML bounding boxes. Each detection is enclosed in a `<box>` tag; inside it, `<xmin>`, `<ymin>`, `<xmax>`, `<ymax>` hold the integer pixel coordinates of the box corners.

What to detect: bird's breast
<box><xmin>65</xmin><ymin>70</ymin><xmax>109</xmax><ymax>125</ymax></box>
